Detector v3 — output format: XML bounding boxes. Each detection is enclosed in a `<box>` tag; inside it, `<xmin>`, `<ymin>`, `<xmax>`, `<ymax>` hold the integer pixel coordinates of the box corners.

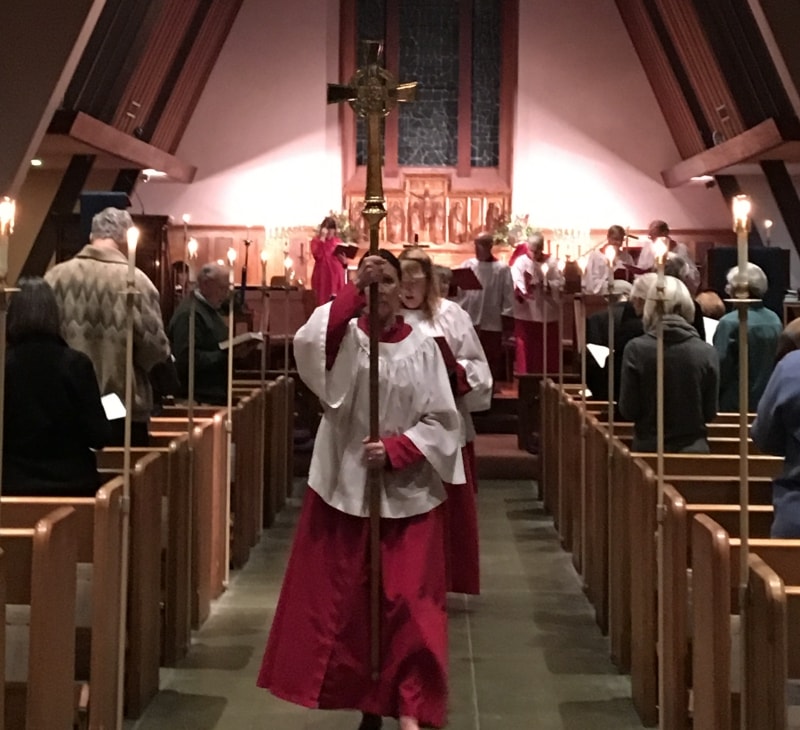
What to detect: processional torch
<box><xmin>327</xmin><ymin>39</ymin><xmax>417</xmax><ymax>680</ymax></box>
<box><xmin>116</xmin><ymin>224</ymin><xmax>140</xmax><ymax>725</ymax></box>
<box><xmin>731</xmin><ymin>194</ymin><xmax>753</xmax><ymax>729</ymax></box>
<box><xmin>0</xmin><ymin>196</ymin><xmax>17</xmax><ymax>523</ymax></box>
<box><xmin>652</xmin><ymin>235</ymin><xmax>669</xmax><ymax>730</ymax></box>
<box><xmin>604</xmin><ymin>244</ymin><xmax>618</xmax><ymax>485</ymax></box>
<box><xmin>224</xmin><ymin>246</ymin><xmax>237</xmax><ymax>586</ymax></box>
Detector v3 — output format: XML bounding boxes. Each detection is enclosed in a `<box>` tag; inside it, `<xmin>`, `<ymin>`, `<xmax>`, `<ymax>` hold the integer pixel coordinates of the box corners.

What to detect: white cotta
<box><xmin>455</xmin><ymin>258</ymin><xmax>514</xmax><ymax>332</ymax></box>
<box><xmin>403</xmin><ymin>299</ymin><xmax>493</xmax><ymax>446</ymax></box>
<box><xmin>510</xmin><ymin>254</ymin><xmax>564</xmax><ymax>323</ymax></box>
<box><xmin>294</xmin><ymin>301</ymin><xmax>464</xmax><ymax>518</ymax></box>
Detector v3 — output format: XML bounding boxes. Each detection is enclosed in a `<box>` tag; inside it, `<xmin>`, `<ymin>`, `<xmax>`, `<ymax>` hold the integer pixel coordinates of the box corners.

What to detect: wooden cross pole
<box><xmin>327</xmin><ymin>40</ymin><xmax>417</xmax><ymax>680</ymax></box>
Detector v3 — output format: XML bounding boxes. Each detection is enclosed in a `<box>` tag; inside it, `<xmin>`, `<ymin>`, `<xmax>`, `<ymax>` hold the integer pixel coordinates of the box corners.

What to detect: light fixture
<box><xmin>30</xmin><ymin>159</ymin><xmax>43</xmax><ymax>167</ymax></box>
<box><xmin>142</xmin><ymin>168</ymin><xmax>167</xmax><ymax>179</ymax></box>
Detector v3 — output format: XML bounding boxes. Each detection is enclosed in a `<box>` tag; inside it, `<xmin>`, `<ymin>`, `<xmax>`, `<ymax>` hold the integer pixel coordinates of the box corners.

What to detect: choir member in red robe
<box><xmin>310</xmin><ymin>215</ymin><xmax>347</xmax><ymax>305</ymax></box>
<box><xmin>258</xmin><ymin>250</ymin><xmax>463</xmax><ymax>730</ymax></box>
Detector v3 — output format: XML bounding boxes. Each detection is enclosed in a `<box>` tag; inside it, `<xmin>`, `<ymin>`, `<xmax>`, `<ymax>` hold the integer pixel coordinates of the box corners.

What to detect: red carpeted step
<box><xmin>474</xmin><ymin>433</ymin><xmax>539</xmax><ymax>481</ymax></box>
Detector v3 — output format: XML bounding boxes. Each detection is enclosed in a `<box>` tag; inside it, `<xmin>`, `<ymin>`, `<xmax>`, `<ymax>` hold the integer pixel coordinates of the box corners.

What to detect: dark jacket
<box><xmin>619</xmin><ymin>314</ymin><xmax>719</xmax><ymax>452</ymax></box>
<box><xmin>586</xmin><ymin>301</ymin><xmax>643</xmax><ymax>402</ymax></box>
<box><xmin>4</xmin><ymin>333</ymin><xmax>111</xmax><ymax>495</ymax></box>
<box><xmin>168</xmin><ymin>292</ymin><xmax>229</xmax><ymax>405</ymax></box>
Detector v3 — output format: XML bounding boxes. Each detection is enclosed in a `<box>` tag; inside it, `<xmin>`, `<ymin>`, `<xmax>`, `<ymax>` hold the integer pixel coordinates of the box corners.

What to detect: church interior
<box><xmin>4</xmin><ymin>0</ymin><xmax>800</xmax><ymax>727</ymax></box>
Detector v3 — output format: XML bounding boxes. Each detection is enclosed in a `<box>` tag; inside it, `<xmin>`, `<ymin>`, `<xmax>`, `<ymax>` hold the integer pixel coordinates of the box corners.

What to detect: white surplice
<box><xmin>294</xmin><ymin>301</ymin><xmax>464</xmax><ymax>519</ymax></box>
<box><xmin>454</xmin><ymin>258</ymin><xmax>514</xmax><ymax>332</ymax></box>
<box><xmin>403</xmin><ymin>298</ymin><xmax>493</xmax><ymax>446</ymax></box>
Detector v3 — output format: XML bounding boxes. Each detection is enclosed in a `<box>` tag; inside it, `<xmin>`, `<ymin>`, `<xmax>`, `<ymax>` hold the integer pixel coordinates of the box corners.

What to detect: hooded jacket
<box><xmin>619</xmin><ymin>314</ymin><xmax>719</xmax><ymax>453</ymax></box>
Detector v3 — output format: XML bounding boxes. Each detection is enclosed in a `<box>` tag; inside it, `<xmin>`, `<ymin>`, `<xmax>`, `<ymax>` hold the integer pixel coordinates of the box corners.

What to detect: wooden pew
<box><xmin>93</xmin><ymin>451</ymin><xmax>161</xmax><ymax>718</ymax></box>
<box><xmin>692</xmin><ymin>516</ymin><xmax>800</xmax><ymax>729</ymax></box>
<box><xmin>1</xmin><ymin>479</ymin><xmax>124</xmax><ymax>729</ymax></box>
<box><xmin>2</xmin><ymin>507</ymin><xmax>76</xmax><ymax>730</ymax></box>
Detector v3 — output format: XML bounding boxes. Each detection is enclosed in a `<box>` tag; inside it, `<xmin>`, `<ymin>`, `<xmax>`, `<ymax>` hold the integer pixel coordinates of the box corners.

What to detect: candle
<box><xmin>0</xmin><ymin>196</ymin><xmax>16</xmax><ymax>281</ymax></box>
<box><xmin>126</xmin><ymin>226</ymin><xmax>139</xmax><ymax>281</ymax></box>
<box><xmin>764</xmin><ymin>218</ymin><xmax>773</xmax><ymax>246</ymax></box>
<box><xmin>260</xmin><ymin>248</ymin><xmax>268</xmax><ymax>288</ymax></box>
<box><xmin>227</xmin><ymin>247</ymin><xmax>237</xmax><ymax>285</ymax></box>
<box><xmin>604</xmin><ymin>243</ymin><xmax>616</xmax><ymax>293</ymax></box>
<box><xmin>187</xmin><ymin>237</ymin><xmax>198</xmax><ymax>283</ymax></box>
<box><xmin>732</xmin><ymin>195</ymin><xmax>751</xmax><ymax>297</ymax></box>
<box><xmin>654</xmin><ymin>236</ymin><xmax>668</xmax><ymax>287</ymax></box>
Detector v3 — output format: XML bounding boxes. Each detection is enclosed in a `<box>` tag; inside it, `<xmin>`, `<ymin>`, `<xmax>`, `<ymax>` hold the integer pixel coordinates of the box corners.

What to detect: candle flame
<box><xmin>260</xmin><ymin>248</ymin><xmax>268</xmax><ymax>263</ymax></box>
<box><xmin>227</xmin><ymin>247</ymin><xmax>237</xmax><ymax>265</ymax></box>
<box><xmin>603</xmin><ymin>244</ymin><xmax>616</xmax><ymax>265</ymax></box>
<box><xmin>187</xmin><ymin>237</ymin><xmax>199</xmax><ymax>258</ymax></box>
<box><xmin>557</xmin><ymin>258</ymin><xmax>566</xmax><ymax>272</ymax></box>
<box><xmin>540</xmin><ymin>262</ymin><xmax>549</xmax><ymax>276</ymax></box>
<box><xmin>284</xmin><ymin>256</ymin><xmax>294</xmax><ymax>269</ymax></box>
<box><xmin>732</xmin><ymin>194</ymin><xmax>751</xmax><ymax>230</ymax></box>
<box><xmin>181</xmin><ymin>213</ymin><xmax>191</xmax><ymax>224</ymax></box>
<box><xmin>653</xmin><ymin>236</ymin><xmax>668</xmax><ymax>263</ymax></box>
<box><xmin>126</xmin><ymin>226</ymin><xmax>140</xmax><ymax>251</ymax></box>
<box><xmin>764</xmin><ymin>219</ymin><xmax>773</xmax><ymax>230</ymax></box>
<box><xmin>577</xmin><ymin>255</ymin><xmax>587</xmax><ymax>274</ymax></box>
<box><xmin>0</xmin><ymin>197</ymin><xmax>16</xmax><ymax>235</ymax></box>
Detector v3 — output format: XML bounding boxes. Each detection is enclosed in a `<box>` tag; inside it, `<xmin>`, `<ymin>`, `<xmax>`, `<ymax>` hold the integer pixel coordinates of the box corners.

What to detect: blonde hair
<box><xmin>399</xmin><ymin>248</ymin><xmax>439</xmax><ymax>320</ymax></box>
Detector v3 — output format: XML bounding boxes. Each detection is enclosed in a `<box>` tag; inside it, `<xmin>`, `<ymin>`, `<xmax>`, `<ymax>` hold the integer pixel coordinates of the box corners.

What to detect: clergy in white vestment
<box><xmin>637</xmin><ymin>219</ymin><xmax>692</xmax><ymax>271</ymax></box>
<box><xmin>399</xmin><ymin>247</ymin><xmax>493</xmax><ymax>596</ymax></box>
<box><xmin>510</xmin><ymin>232</ymin><xmax>565</xmax><ymax>374</ymax></box>
<box><xmin>258</xmin><ymin>250</ymin><xmax>462</xmax><ymax>730</ymax></box>
<box><xmin>581</xmin><ymin>225</ymin><xmax>635</xmax><ymax>294</ymax></box>
<box><xmin>454</xmin><ymin>232</ymin><xmax>514</xmax><ymax>382</ymax></box>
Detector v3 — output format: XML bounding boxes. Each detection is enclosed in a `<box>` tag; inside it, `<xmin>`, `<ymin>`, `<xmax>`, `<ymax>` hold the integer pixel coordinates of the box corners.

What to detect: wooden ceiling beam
<box><xmin>661</xmin><ymin>117</ymin><xmax>800</xmax><ymax>187</ymax></box>
<box><xmin>46</xmin><ymin>110</ymin><xmax>196</xmax><ymax>182</ymax></box>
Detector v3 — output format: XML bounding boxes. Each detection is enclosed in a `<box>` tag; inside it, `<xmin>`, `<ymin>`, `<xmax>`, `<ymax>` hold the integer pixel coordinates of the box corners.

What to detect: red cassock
<box><xmin>310</xmin><ymin>235</ymin><xmax>346</xmax><ymax>306</ymax></box>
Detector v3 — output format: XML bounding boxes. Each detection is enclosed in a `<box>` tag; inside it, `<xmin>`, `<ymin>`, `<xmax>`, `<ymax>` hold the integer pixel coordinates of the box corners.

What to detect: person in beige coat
<box><xmin>45</xmin><ymin>207</ymin><xmax>170</xmax><ymax>445</ymax></box>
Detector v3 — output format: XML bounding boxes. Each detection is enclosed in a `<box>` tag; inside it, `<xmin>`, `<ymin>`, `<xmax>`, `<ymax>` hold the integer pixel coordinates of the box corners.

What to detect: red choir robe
<box><xmin>258</xmin><ymin>284</ymin><xmax>463</xmax><ymax>728</ymax></box>
<box><xmin>310</xmin><ymin>234</ymin><xmax>346</xmax><ymax>305</ymax></box>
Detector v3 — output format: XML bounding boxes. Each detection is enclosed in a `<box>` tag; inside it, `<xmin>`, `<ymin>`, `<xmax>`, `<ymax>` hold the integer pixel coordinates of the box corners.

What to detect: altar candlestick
<box><xmin>187</xmin><ymin>237</ymin><xmax>198</xmax><ymax>283</ymax></box>
<box><xmin>126</xmin><ymin>226</ymin><xmax>139</xmax><ymax>282</ymax></box>
<box><xmin>0</xmin><ymin>197</ymin><xmax>16</xmax><ymax>282</ymax></box>
<box><xmin>227</xmin><ymin>247</ymin><xmax>237</xmax><ymax>284</ymax></box>
<box><xmin>260</xmin><ymin>248</ymin><xmax>269</xmax><ymax>288</ymax></box>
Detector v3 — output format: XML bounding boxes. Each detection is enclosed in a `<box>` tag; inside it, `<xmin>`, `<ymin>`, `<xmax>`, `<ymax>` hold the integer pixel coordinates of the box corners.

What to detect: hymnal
<box><xmin>450</xmin><ymin>268</ymin><xmax>482</xmax><ymax>291</ymax></box>
<box><xmin>218</xmin><ymin>331</ymin><xmax>264</xmax><ymax>351</ymax></box>
<box><xmin>335</xmin><ymin>243</ymin><xmax>360</xmax><ymax>260</ymax></box>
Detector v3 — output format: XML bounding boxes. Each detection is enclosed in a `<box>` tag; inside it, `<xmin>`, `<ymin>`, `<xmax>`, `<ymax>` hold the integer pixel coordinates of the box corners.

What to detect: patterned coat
<box><xmin>45</xmin><ymin>244</ymin><xmax>171</xmax><ymax>422</ymax></box>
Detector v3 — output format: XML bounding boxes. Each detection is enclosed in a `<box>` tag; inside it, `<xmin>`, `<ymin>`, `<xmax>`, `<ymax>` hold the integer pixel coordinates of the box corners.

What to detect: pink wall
<box><xmin>512</xmin><ymin>1</ymin><xmax>730</xmax><ymax>232</ymax></box>
<box><xmin>137</xmin><ymin>0</ymin><xmax>343</xmax><ymax>228</ymax></box>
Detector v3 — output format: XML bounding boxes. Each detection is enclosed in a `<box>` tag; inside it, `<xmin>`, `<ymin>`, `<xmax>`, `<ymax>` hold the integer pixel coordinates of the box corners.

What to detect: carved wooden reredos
<box><xmin>344</xmin><ymin>172</ymin><xmax>511</xmax><ymax>252</ymax></box>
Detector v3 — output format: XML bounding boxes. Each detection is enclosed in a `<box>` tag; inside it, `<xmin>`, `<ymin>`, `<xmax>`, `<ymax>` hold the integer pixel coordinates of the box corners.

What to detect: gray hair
<box><xmin>631</xmin><ymin>272</ymin><xmax>658</xmax><ymax>302</ymax></box>
<box><xmin>642</xmin><ymin>276</ymin><xmax>695</xmax><ymax>330</ymax></box>
<box><xmin>726</xmin><ymin>263</ymin><xmax>768</xmax><ymax>298</ymax></box>
<box><xmin>197</xmin><ymin>262</ymin><xmax>228</xmax><ymax>284</ymax></box>
<box><xmin>90</xmin><ymin>207</ymin><xmax>133</xmax><ymax>245</ymax></box>
<box><xmin>8</xmin><ymin>277</ymin><xmax>61</xmax><ymax>343</ymax></box>
<box><xmin>664</xmin><ymin>255</ymin><xmax>700</xmax><ymax>291</ymax></box>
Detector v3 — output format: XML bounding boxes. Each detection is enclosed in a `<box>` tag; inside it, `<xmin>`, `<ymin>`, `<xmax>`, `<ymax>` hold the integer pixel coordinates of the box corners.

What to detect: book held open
<box><xmin>218</xmin><ymin>331</ymin><xmax>264</xmax><ymax>351</ymax></box>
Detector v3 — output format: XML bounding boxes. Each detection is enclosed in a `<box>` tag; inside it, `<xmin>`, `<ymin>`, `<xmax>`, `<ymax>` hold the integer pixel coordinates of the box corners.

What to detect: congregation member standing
<box><xmin>310</xmin><ymin>215</ymin><xmax>347</xmax><ymax>306</ymax></box>
<box><xmin>45</xmin><ymin>207</ymin><xmax>170</xmax><ymax>446</ymax></box>
<box><xmin>258</xmin><ymin>251</ymin><xmax>463</xmax><ymax>730</ymax></box>
<box><xmin>581</xmin><ymin>225</ymin><xmax>634</xmax><ymax>294</ymax></box>
<box><xmin>713</xmin><ymin>263</ymin><xmax>782</xmax><ymax>412</ymax></box>
<box><xmin>4</xmin><ymin>277</ymin><xmax>110</xmax><ymax>496</ymax></box>
<box><xmin>510</xmin><ymin>232</ymin><xmax>564</xmax><ymax>374</ymax></box>
<box><xmin>751</xmin><ymin>342</ymin><xmax>800</xmax><ymax>538</ymax></box>
<box><xmin>619</xmin><ymin>276</ymin><xmax>719</xmax><ymax>453</ymax></box>
<box><xmin>454</xmin><ymin>232</ymin><xmax>514</xmax><ymax>383</ymax></box>
<box><xmin>168</xmin><ymin>262</ymin><xmax>256</xmax><ymax>405</ymax></box>
<box><xmin>399</xmin><ymin>248</ymin><xmax>492</xmax><ymax>596</ymax></box>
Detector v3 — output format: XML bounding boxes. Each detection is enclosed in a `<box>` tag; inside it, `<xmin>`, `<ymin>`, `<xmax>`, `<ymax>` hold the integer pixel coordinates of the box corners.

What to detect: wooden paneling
<box><xmin>112</xmin><ymin>0</ymin><xmax>202</xmax><ymax>135</ymax></box>
<box><xmin>614</xmin><ymin>0</ymin><xmax>705</xmax><ymax>159</ymax></box>
<box><xmin>654</xmin><ymin>0</ymin><xmax>745</xmax><ymax>141</ymax></box>
<box><xmin>457</xmin><ymin>0</ymin><xmax>474</xmax><ymax>178</ymax></box>
<box><xmin>498</xmin><ymin>0</ymin><xmax>518</xmax><ymax>185</ymax></box>
<box><xmin>150</xmin><ymin>0</ymin><xmax>244</xmax><ymax>153</ymax></box>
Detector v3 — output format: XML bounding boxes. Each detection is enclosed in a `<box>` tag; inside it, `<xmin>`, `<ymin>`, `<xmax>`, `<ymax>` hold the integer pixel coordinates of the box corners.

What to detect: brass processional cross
<box><xmin>327</xmin><ymin>40</ymin><xmax>417</xmax><ymax>679</ymax></box>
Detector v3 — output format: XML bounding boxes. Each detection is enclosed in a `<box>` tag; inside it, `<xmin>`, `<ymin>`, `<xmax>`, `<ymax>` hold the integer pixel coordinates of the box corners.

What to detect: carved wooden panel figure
<box><xmin>449</xmin><ymin>200</ymin><xmax>468</xmax><ymax>243</ymax></box>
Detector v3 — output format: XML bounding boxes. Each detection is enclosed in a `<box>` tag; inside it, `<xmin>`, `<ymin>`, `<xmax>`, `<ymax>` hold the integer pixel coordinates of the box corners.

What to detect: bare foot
<box><xmin>399</xmin><ymin>716</ymin><xmax>419</xmax><ymax>730</ymax></box>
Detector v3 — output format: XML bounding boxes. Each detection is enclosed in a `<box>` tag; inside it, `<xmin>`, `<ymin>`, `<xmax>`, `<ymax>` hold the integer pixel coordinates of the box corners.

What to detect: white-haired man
<box><xmin>45</xmin><ymin>207</ymin><xmax>170</xmax><ymax>445</ymax></box>
<box><xmin>713</xmin><ymin>263</ymin><xmax>782</xmax><ymax>411</ymax></box>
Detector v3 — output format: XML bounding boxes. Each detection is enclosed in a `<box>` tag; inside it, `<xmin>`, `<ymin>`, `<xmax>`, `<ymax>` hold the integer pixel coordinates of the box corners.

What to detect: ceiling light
<box><xmin>142</xmin><ymin>168</ymin><xmax>167</xmax><ymax>179</ymax></box>
<box><xmin>30</xmin><ymin>159</ymin><xmax>43</xmax><ymax>167</ymax></box>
